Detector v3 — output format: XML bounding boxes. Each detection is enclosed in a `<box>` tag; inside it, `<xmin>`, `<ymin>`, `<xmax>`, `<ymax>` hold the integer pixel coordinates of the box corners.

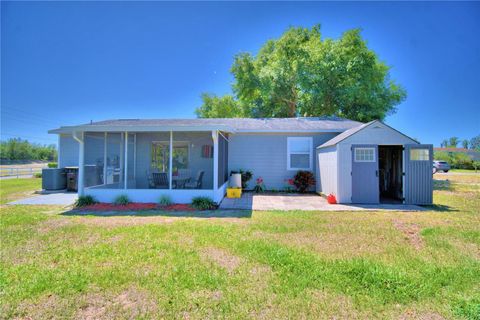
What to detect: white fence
<box><xmin>0</xmin><ymin>167</ymin><xmax>44</xmax><ymax>178</ymax></box>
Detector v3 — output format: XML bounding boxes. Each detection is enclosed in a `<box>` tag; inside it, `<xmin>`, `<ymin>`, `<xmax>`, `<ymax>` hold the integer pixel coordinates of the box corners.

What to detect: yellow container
<box><xmin>227</xmin><ymin>188</ymin><xmax>242</xmax><ymax>198</ymax></box>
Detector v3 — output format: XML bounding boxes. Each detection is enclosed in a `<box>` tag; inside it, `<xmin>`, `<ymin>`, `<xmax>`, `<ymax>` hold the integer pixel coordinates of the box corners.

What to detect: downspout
<box><xmin>72</xmin><ymin>131</ymin><xmax>84</xmax><ymax>196</ymax></box>
<box><xmin>57</xmin><ymin>135</ymin><xmax>61</xmax><ymax>168</ymax></box>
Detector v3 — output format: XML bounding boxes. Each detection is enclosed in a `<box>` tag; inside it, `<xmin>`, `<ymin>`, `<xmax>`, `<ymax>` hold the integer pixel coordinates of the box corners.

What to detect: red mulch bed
<box><xmin>80</xmin><ymin>202</ymin><xmax>195</xmax><ymax>212</ymax></box>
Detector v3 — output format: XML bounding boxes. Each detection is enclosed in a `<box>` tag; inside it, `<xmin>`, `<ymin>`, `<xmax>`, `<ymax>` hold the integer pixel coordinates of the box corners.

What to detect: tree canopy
<box><xmin>196</xmin><ymin>25</ymin><xmax>406</xmax><ymax>122</ymax></box>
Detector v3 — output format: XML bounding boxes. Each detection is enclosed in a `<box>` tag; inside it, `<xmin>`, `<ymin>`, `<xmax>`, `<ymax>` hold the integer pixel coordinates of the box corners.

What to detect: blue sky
<box><xmin>1</xmin><ymin>1</ymin><xmax>479</xmax><ymax>147</ymax></box>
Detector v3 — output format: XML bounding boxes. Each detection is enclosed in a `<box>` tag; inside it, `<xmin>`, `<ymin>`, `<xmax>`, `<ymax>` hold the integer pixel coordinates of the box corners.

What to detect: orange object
<box><xmin>327</xmin><ymin>194</ymin><xmax>337</xmax><ymax>204</ymax></box>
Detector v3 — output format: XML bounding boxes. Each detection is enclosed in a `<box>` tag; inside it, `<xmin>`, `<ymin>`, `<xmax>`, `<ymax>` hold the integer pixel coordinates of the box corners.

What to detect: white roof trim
<box><xmin>49</xmin><ymin>127</ymin><xmax>349</xmax><ymax>135</ymax></box>
<box><xmin>49</xmin><ymin>124</ymin><xmax>236</xmax><ymax>134</ymax></box>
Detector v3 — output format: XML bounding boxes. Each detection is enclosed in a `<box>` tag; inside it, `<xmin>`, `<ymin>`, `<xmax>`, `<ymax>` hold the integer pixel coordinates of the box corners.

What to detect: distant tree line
<box><xmin>440</xmin><ymin>135</ymin><xmax>480</xmax><ymax>150</ymax></box>
<box><xmin>0</xmin><ymin>138</ymin><xmax>57</xmax><ymax>161</ymax></box>
<box><xmin>435</xmin><ymin>134</ymin><xmax>480</xmax><ymax>170</ymax></box>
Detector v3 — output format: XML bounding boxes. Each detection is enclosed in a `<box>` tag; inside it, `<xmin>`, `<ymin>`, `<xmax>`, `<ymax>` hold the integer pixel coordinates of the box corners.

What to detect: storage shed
<box><xmin>316</xmin><ymin>120</ymin><xmax>433</xmax><ymax>205</ymax></box>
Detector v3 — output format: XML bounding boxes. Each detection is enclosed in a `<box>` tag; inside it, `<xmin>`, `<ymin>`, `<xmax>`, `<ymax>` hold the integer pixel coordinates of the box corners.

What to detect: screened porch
<box><xmin>78</xmin><ymin>130</ymin><xmax>229</xmax><ymax>203</ymax></box>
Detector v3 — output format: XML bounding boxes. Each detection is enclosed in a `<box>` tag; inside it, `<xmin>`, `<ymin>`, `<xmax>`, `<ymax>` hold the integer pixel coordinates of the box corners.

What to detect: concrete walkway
<box><xmin>8</xmin><ymin>192</ymin><xmax>77</xmax><ymax>206</ymax></box>
<box><xmin>219</xmin><ymin>193</ymin><xmax>425</xmax><ymax>211</ymax></box>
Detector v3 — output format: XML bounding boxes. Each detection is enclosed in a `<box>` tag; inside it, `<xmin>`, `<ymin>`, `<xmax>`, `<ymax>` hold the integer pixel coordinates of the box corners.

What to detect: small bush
<box><xmin>191</xmin><ymin>196</ymin><xmax>216</xmax><ymax>210</ymax></box>
<box><xmin>34</xmin><ymin>172</ymin><xmax>42</xmax><ymax>178</ymax></box>
<box><xmin>114</xmin><ymin>194</ymin><xmax>130</xmax><ymax>206</ymax></box>
<box><xmin>293</xmin><ymin>170</ymin><xmax>315</xmax><ymax>193</ymax></box>
<box><xmin>75</xmin><ymin>195</ymin><xmax>97</xmax><ymax>207</ymax></box>
<box><xmin>158</xmin><ymin>194</ymin><xmax>172</xmax><ymax>206</ymax></box>
<box><xmin>47</xmin><ymin>162</ymin><xmax>58</xmax><ymax>168</ymax></box>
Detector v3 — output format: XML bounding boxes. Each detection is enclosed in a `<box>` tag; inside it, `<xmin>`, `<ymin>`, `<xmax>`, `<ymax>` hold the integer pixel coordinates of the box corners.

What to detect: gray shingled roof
<box><xmin>50</xmin><ymin>117</ymin><xmax>363</xmax><ymax>134</ymax></box>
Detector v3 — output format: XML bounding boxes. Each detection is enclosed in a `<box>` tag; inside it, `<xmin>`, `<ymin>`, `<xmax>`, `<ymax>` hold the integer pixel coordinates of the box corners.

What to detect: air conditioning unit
<box><xmin>42</xmin><ymin>168</ymin><xmax>66</xmax><ymax>190</ymax></box>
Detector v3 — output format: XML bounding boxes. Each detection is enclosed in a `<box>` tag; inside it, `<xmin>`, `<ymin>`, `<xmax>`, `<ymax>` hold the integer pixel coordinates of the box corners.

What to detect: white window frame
<box><xmin>354</xmin><ymin>147</ymin><xmax>375</xmax><ymax>162</ymax></box>
<box><xmin>287</xmin><ymin>137</ymin><xmax>313</xmax><ymax>171</ymax></box>
<box><xmin>410</xmin><ymin>148</ymin><xmax>430</xmax><ymax>161</ymax></box>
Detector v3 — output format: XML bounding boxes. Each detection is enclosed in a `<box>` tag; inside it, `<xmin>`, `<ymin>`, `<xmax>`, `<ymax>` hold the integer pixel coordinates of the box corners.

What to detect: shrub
<box><xmin>292</xmin><ymin>170</ymin><xmax>315</xmax><ymax>193</ymax></box>
<box><xmin>253</xmin><ymin>177</ymin><xmax>265</xmax><ymax>193</ymax></box>
<box><xmin>158</xmin><ymin>194</ymin><xmax>172</xmax><ymax>206</ymax></box>
<box><xmin>114</xmin><ymin>194</ymin><xmax>130</xmax><ymax>206</ymax></box>
<box><xmin>75</xmin><ymin>195</ymin><xmax>97</xmax><ymax>207</ymax></box>
<box><xmin>47</xmin><ymin>162</ymin><xmax>58</xmax><ymax>168</ymax></box>
<box><xmin>230</xmin><ymin>169</ymin><xmax>253</xmax><ymax>189</ymax></box>
<box><xmin>34</xmin><ymin>172</ymin><xmax>42</xmax><ymax>178</ymax></box>
<box><xmin>191</xmin><ymin>196</ymin><xmax>216</xmax><ymax>210</ymax></box>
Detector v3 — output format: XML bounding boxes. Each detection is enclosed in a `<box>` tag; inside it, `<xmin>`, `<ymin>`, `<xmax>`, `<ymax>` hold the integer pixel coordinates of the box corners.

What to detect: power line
<box><xmin>1</xmin><ymin>112</ymin><xmax>61</xmax><ymax>127</ymax></box>
<box><xmin>1</xmin><ymin>110</ymin><xmax>61</xmax><ymax>124</ymax></box>
<box><xmin>0</xmin><ymin>132</ymin><xmax>57</xmax><ymax>143</ymax></box>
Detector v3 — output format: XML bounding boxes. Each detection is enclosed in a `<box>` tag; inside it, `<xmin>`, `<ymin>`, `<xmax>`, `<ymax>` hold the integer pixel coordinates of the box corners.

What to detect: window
<box><xmin>354</xmin><ymin>148</ymin><xmax>375</xmax><ymax>162</ymax></box>
<box><xmin>287</xmin><ymin>137</ymin><xmax>312</xmax><ymax>170</ymax></box>
<box><xmin>410</xmin><ymin>149</ymin><xmax>429</xmax><ymax>161</ymax></box>
<box><xmin>151</xmin><ymin>141</ymin><xmax>189</xmax><ymax>172</ymax></box>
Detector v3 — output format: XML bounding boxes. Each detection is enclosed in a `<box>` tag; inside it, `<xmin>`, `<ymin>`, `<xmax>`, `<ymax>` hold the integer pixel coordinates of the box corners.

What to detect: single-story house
<box><xmin>49</xmin><ymin>117</ymin><xmax>433</xmax><ymax>205</ymax></box>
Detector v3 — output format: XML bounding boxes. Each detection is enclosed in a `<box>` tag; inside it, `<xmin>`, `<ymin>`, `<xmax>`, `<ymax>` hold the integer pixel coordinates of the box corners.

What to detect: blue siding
<box><xmin>229</xmin><ymin>133</ymin><xmax>338</xmax><ymax>190</ymax></box>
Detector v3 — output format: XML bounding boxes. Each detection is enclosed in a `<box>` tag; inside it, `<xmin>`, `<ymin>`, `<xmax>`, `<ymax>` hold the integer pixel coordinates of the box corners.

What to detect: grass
<box><xmin>1</xmin><ymin>175</ymin><xmax>479</xmax><ymax>319</ymax></box>
<box><xmin>449</xmin><ymin>169</ymin><xmax>480</xmax><ymax>173</ymax></box>
<box><xmin>0</xmin><ymin>177</ymin><xmax>41</xmax><ymax>204</ymax></box>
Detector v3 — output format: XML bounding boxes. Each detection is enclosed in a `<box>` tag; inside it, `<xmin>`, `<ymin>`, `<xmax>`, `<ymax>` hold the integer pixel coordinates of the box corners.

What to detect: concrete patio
<box><xmin>8</xmin><ymin>192</ymin><xmax>78</xmax><ymax>206</ymax></box>
<box><xmin>219</xmin><ymin>192</ymin><xmax>426</xmax><ymax>211</ymax></box>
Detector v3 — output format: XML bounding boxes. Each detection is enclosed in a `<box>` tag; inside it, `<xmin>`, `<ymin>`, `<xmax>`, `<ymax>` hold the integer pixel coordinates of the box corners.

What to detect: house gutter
<box><xmin>72</xmin><ymin>131</ymin><xmax>84</xmax><ymax>196</ymax></box>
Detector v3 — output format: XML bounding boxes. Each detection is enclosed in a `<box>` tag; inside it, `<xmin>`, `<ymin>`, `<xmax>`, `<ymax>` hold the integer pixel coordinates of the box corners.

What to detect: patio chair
<box><xmin>184</xmin><ymin>170</ymin><xmax>204</xmax><ymax>189</ymax></box>
<box><xmin>151</xmin><ymin>172</ymin><xmax>169</xmax><ymax>189</ymax></box>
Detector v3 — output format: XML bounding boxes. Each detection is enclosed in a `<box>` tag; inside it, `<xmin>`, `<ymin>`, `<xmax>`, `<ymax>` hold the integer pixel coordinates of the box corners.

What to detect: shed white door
<box><xmin>351</xmin><ymin>145</ymin><xmax>379</xmax><ymax>204</ymax></box>
<box><xmin>404</xmin><ymin>144</ymin><xmax>433</xmax><ymax>205</ymax></box>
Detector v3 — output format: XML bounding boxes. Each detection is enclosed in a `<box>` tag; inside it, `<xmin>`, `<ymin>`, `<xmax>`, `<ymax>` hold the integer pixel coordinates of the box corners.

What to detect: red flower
<box><xmin>285</xmin><ymin>178</ymin><xmax>295</xmax><ymax>186</ymax></box>
<box><xmin>256</xmin><ymin>177</ymin><xmax>264</xmax><ymax>184</ymax></box>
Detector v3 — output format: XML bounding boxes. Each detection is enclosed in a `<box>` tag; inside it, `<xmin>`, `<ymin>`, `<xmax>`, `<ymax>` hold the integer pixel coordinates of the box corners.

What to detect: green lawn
<box><xmin>0</xmin><ymin>177</ymin><xmax>41</xmax><ymax>204</ymax></box>
<box><xmin>449</xmin><ymin>169</ymin><xmax>480</xmax><ymax>174</ymax></box>
<box><xmin>1</xmin><ymin>176</ymin><xmax>479</xmax><ymax>319</ymax></box>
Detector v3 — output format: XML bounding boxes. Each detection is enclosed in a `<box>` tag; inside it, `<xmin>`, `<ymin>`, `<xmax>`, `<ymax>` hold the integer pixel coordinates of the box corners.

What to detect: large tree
<box><xmin>194</xmin><ymin>93</ymin><xmax>245</xmax><ymax>118</ymax></box>
<box><xmin>196</xmin><ymin>25</ymin><xmax>406</xmax><ymax>121</ymax></box>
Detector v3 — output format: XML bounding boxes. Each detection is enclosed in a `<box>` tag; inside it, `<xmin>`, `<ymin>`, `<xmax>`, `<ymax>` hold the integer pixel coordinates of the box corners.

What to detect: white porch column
<box><xmin>133</xmin><ymin>133</ymin><xmax>137</xmax><ymax>181</ymax></box>
<box><xmin>169</xmin><ymin>131</ymin><xmax>173</xmax><ymax>189</ymax></box>
<box><xmin>103</xmin><ymin>132</ymin><xmax>107</xmax><ymax>185</ymax></box>
<box><xmin>212</xmin><ymin>130</ymin><xmax>219</xmax><ymax>190</ymax></box>
<box><xmin>73</xmin><ymin>131</ymin><xmax>84</xmax><ymax>196</ymax></box>
<box><xmin>124</xmin><ymin>132</ymin><xmax>128</xmax><ymax>189</ymax></box>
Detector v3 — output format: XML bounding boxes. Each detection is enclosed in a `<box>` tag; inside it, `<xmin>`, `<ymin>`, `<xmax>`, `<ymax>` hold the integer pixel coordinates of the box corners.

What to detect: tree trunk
<box><xmin>287</xmin><ymin>101</ymin><xmax>296</xmax><ymax>117</ymax></box>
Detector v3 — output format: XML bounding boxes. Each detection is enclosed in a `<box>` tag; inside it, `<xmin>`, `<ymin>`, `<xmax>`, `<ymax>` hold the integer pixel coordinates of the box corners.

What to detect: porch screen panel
<box><xmin>138</xmin><ymin>132</ymin><xmax>171</xmax><ymax>189</ymax></box>
<box><xmin>172</xmin><ymin>131</ymin><xmax>213</xmax><ymax>190</ymax></box>
<box><xmin>104</xmin><ymin>133</ymin><xmax>124</xmax><ymax>188</ymax></box>
<box><xmin>84</xmin><ymin>132</ymin><xmax>105</xmax><ymax>188</ymax></box>
<box><xmin>218</xmin><ymin>133</ymin><xmax>228</xmax><ymax>187</ymax></box>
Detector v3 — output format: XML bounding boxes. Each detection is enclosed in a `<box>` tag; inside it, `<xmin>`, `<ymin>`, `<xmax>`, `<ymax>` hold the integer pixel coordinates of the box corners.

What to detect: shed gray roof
<box><xmin>318</xmin><ymin>120</ymin><xmax>418</xmax><ymax>148</ymax></box>
<box><xmin>318</xmin><ymin>121</ymin><xmax>374</xmax><ymax>148</ymax></box>
<box><xmin>49</xmin><ymin>117</ymin><xmax>363</xmax><ymax>134</ymax></box>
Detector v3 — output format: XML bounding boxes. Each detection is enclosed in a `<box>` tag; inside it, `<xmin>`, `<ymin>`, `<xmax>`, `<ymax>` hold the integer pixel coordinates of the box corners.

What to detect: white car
<box><xmin>433</xmin><ymin>160</ymin><xmax>450</xmax><ymax>173</ymax></box>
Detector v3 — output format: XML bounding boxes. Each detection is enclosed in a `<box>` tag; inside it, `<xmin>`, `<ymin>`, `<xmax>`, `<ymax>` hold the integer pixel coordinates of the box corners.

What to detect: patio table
<box><xmin>172</xmin><ymin>176</ymin><xmax>190</xmax><ymax>189</ymax></box>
